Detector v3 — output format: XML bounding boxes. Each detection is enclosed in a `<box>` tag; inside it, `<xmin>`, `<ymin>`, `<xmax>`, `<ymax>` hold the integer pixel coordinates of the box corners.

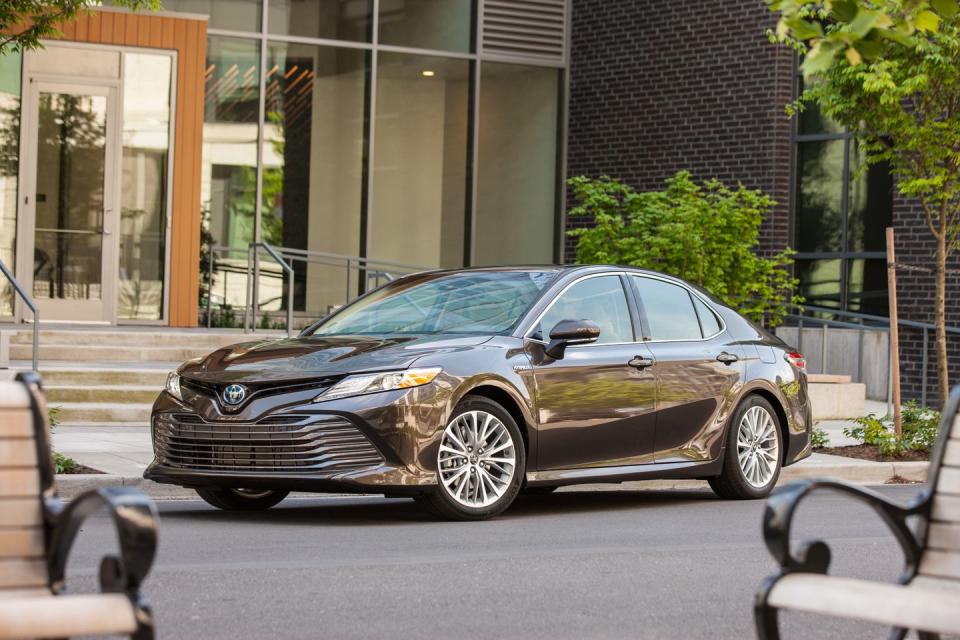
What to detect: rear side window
<box><xmin>693</xmin><ymin>296</ymin><xmax>722</xmax><ymax>337</ymax></box>
<box><xmin>631</xmin><ymin>276</ymin><xmax>702</xmax><ymax>341</ymax></box>
<box><xmin>535</xmin><ymin>275</ymin><xmax>634</xmax><ymax>344</ymax></box>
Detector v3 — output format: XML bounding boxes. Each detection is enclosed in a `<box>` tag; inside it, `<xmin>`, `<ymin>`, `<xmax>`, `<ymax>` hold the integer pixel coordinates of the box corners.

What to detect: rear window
<box><xmin>631</xmin><ymin>276</ymin><xmax>702</xmax><ymax>341</ymax></box>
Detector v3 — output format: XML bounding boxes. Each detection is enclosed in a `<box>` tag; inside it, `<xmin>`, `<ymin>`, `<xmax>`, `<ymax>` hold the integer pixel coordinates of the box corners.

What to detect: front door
<box><xmin>529</xmin><ymin>274</ymin><xmax>658</xmax><ymax>470</ymax></box>
<box><xmin>18</xmin><ymin>80</ymin><xmax>119</xmax><ymax>322</ymax></box>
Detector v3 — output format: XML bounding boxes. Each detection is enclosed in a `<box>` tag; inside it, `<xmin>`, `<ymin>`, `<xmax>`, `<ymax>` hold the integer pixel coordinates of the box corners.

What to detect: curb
<box><xmin>54</xmin><ymin>459</ymin><xmax>930</xmax><ymax>501</ymax></box>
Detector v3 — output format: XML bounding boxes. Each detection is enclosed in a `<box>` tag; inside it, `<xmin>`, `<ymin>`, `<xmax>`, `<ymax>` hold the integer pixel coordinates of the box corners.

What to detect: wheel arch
<box><xmin>740</xmin><ymin>386</ymin><xmax>791</xmax><ymax>464</ymax></box>
<box><xmin>458</xmin><ymin>382</ymin><xmax>535</xmax><ymax>469</ymax></box>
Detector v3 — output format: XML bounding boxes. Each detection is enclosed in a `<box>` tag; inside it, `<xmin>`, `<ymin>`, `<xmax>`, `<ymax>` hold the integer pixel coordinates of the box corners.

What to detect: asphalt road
<box><xmin>65</xmin><ymin>484</ymin><xmax>922</xmax><ymax>639</ymax></box>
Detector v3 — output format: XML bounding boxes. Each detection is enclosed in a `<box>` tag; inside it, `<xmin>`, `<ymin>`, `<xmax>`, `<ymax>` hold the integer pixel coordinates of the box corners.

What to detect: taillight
<box><xmin>786</xmin><ymin>352</ymin><xmax>806</xmax><ymax>370</ymax></box>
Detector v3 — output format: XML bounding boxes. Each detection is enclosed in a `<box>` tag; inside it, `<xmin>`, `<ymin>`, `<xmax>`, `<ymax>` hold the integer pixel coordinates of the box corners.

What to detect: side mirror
<box><xmin>545</xmin><ymin>319</ymin><xmax>600</xmax><ymax>359</ymax></box>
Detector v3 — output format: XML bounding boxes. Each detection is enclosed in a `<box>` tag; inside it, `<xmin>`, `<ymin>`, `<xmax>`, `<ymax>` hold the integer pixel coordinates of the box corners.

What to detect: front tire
<box><xmin>196</xmin><ymin>487</ymin><xmax>289</xmax><ymax>511</ymax></box>
<box><xmin>419</xmin><ymin>396</ymin><xmax>525</xmax><ymax>521</ymax></box>
<box><xmin>709</xmin><ymin>395</ymin><xmax>783</xmax><ymax>500</ymax></box>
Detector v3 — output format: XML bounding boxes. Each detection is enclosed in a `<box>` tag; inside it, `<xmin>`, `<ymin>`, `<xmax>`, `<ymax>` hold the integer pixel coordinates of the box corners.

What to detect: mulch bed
<box><xmin>820</xmin><ymin>444</ymin><xmax>929</xmax><ymax>462</ymax></box>
<box><xmin>57</xmin><ymin>462</ymin><xmax>104</xmax><ymax>475</ymax></box>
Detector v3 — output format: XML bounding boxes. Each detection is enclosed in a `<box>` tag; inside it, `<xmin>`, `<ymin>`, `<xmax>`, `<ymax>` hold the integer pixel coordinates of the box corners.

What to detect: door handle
<box><xmin>628</xmin><ymin>356</ymin><xmax>654</xmax><ymax>369</ymax></box>
<box><xmin>716</xmin><ymin>352</ymin><xmax>739</xmax><ymax>365</ymax></box>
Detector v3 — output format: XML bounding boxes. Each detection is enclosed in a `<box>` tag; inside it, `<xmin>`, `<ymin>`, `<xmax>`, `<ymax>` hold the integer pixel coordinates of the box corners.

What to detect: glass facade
<box><xmin>0</xmin><ymin>52</ymin><xmax>20</xmax><ymax>317</ymax></box>
<box><xmin>792</xmin><ymin>78</ymin><xmax>893</xmax><ymax>317</ymax></box>
<box><xmin>195</xmin><ymin>0</ymin><xmax>566</xmax><ymax>325</ymax></box>
<box><xmin>119</xmin><ymin>53</ymin><xmax>173</xmax><ymax>320</ymax></box>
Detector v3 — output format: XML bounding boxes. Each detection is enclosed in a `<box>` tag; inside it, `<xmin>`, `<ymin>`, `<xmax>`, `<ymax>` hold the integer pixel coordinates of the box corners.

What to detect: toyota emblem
<box><xmin>222</xmin><ymin>384</ymin><xmax>247</xmax><ymax>406</ymax></box>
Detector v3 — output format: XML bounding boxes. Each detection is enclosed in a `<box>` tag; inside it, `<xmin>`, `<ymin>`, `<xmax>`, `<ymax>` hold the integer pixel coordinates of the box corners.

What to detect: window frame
<box><xmin>520</xmin><ymin>271</ymin><xmax>640</xmax><ymax>346</ymax></box>
<box><xmin>628</xmin><ymin>274</ymin><xmax>725</xmax><ymax>343</ymax></box>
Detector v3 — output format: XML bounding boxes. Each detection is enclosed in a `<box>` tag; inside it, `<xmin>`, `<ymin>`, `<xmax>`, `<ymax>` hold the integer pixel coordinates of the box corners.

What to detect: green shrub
<box><xmin>47</xmin><ymin>405</ymin><xmax>79</xmax><ymax>474</ymax></box>
<box><xmin>843</xmin><ymin>401</ymin><xmax>941</xmax><ymax>457</ymax></box>
<box><xmin>567</xmin><ymin>171</ymin><xmax>801</xmax><ymax>327</ymax></box>
<box><xmin>811</xmin><ymin>426</ymin><xmax>830</xmax><ymax>449</ymax></box>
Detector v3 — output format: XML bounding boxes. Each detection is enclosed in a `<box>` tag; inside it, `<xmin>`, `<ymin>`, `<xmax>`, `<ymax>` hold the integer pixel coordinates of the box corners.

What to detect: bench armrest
<box><xmin>762</xmin><ymin>478</ymin><xmax>926</xmax><ymax>579</ymax></box>
<box><xmin>46</xmin><ymin>487</ymin><xmax>158</xmax><ymax>597</ymax></box>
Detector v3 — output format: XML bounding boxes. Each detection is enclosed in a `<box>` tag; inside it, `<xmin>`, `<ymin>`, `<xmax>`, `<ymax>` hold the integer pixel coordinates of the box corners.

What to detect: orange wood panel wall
<box><xmin>56</xmin><ymin>10</ymin><xmax>207</xmax><ymax>327</ymax></box>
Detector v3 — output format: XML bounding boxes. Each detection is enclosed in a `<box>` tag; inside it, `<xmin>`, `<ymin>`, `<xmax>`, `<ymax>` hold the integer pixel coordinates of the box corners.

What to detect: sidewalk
<box><xmin>52</xmin><ymin>421</ymin><xmax>928</xmax><ymax>501</ymax></box>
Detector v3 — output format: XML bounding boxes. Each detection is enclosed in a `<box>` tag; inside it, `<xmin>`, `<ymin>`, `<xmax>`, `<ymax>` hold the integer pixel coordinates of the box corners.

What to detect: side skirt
<box><xmin>525</xmin><ymin>458</ymin><xmax>723</xmax><ymax>488</ymax></box>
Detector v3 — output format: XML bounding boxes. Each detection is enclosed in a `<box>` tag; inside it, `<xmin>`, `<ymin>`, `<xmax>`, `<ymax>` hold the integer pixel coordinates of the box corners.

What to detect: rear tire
<box><xmin>419</xmin><ymin>396</ymin><xmax>525</xmax><ymax>521</ymax></box>
<box><xmin>196</xmin><ymin>487</ymin><xmax>289</xmax><ymax>511</ymax></box>
<box><xmin>709</xmin><ymin>395</ymin><xmax>783</xmax><ymax>500</ymax></box>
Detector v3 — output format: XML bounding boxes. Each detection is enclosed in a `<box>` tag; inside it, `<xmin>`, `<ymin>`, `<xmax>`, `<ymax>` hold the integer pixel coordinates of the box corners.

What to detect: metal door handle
<box><xmin>628</xmin><ymin>356</ymin><xmax>654</xmax><ymax>369</ymax></box>
<box><xmin>716</xmin><ymin>352</ymin><xmax>739</xmax><ymax>365</ymax></box>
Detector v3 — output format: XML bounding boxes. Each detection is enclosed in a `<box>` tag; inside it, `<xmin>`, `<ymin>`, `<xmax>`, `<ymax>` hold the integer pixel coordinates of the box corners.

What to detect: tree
<box><xmin>1</xmin><ymin>0</ymin><xmax>158</xmax><ymax>55</ymax></box>
<box><xmin>567</xmin><ymin>171</ymin><xmax>800</xmax><ymax>327</ymax></box>
<box><xmin>769</xmin><ymin>0</ymin><xmax>960</xmax><ymax>408</ymax></box>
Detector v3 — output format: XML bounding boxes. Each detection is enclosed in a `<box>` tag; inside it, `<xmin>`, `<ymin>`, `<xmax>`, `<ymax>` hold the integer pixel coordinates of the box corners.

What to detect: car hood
<box><xmin>179</xmin><ymin>333</ymin><xmax>494</xmax><ymax>383</ymax></box>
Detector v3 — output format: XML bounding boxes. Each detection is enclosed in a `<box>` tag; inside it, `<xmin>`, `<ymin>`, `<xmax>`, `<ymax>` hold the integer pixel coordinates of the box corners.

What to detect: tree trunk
<box><xmin>935</xmin><ymin>227</ymin><xmax>950</xmax><ymax>409</ymax></box>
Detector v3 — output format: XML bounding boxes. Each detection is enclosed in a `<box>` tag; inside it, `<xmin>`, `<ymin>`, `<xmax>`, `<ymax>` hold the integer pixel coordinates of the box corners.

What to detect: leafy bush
<box><xmin>843</xmin><ymin>401</ymin><xmax>941</xmax><ymax>457</ymax></box>
<box><xmin>567</xmin><ymin>171</ymin><xmax>801</xmax><ymax>327</ymax></box>
<box><xmin>811</xmin><ymin>426</ymin><xmax>830</xmax><ymax>449</ymax></box>
<box><xmin>47</xmin><ymin>405</ymin><xmax>79</xmax><ymax>474</ymax></box>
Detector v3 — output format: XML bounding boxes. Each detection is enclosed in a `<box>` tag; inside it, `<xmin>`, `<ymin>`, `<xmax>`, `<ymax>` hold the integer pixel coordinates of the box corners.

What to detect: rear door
<box><xmin>629</xmin><ymin>276</ymin><xmax>743</xmax><ymax>463</ymax></box>
<box><xmin>528</xmin><ymin>274</ymin><xmax>658</xmax><ymax>470</ymax></box>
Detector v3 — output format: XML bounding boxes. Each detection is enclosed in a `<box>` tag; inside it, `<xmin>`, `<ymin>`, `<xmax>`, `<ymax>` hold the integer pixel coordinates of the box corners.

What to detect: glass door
<box><xmin>19</xmin><ymin>80</ymin><xmax>119</xmax><ymax>322</ymax></box>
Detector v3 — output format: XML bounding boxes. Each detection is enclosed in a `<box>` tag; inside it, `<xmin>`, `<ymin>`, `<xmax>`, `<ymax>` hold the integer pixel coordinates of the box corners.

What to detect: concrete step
<box><xmin>11</xmin><ymin>343</ymin><xmax>216</xmax><ymax>363</ymax></box>
<box><xmin>10</xmin><ymin>329</ymin><xmax>275</xmax><ymax>348</ymax></box>
<box><xmin>38</xmin><ymin>367</ymin><xmax>171</xmax><ymax>386</ymax></box>
<box><xmin>53</xmin><ymin>402</ymin><xmax>153</xmax><ymax>425</ymax></box>
<box><xmin>46</xmin><ymin>384</ymin><xmax>161</xmax><ymax>404</ymax></box>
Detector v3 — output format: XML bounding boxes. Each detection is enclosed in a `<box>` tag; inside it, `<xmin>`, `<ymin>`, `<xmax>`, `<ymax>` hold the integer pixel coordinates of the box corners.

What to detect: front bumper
<box><xmin>145</xmin><ymin>380</ymin><xmax>454</xmax><ymax>495</ymax></box>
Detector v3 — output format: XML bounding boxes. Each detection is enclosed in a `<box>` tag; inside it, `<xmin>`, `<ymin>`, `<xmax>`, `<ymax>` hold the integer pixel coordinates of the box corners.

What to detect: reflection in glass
<box><xmin>264</xmin><ymin>42</ymin><xmax>367</xmax><ymax>316</ymax></box>
<box><xmin>119</xmin><ymin>53</ymin><xmax>172</xmax><ymax>321</ymax></box>
<box><xmin>370</xmin><ymin>53</ymin><xmax>469</xmax><ymax>268</ymax></box>
<box><xmin>796</xmin><ymin>259</ymin><xmax>842</xmax><ymax>311</ymax></box>
<box><xmin>153</xmin><ymin>0</ymin><xmax>262</xmax><ymax>32</ymax></box>
<box><xmin>0</xmin><ymin>52</ymin><xmax>19</xmax><ymax>316</ymax></box>
<box><xmin>795</xmin><ymin>140</ymin><xmax>845</xmax><ymax>252</ymax></box>
<box><xmin>847</xmin><ymin>140</ymin><xmax>893</xmax><ymax>252</ymax></box>
<box><xmin>33</xmin><ymin>92</ymin><xmax>107</xmax><ymax>301</ymax></box>
<box><xmin>475</xmin><ymin>62</ymin><xmax>558</xmax><ymax>266</ymax></box>
<box><xmin>847</xmin><ymin>259</ymin><xmax>888</xmax><ymax>316</ymax></box>
<box><xmin>201</xmin><ymin>37</ymin><xmax>260</xmax><ymax>321</ymax></box>
<box><xmin>269</xmin><ymin>0</ymin><xmax>372</xmax><ymax>42</ymax></box>
<box><xmin>537</xmin><ymin>276</ymin><xmax>633</xmax><ymax>344</ymax></box>
<box><xmin>378</xmin><ymin>0</ymin><xmax>473</xmax><ymax>52</ymax></box>
<box><xmin>797</xmin><ymin>77</ymin><xmax>843</xmax><ymax>136</ymax></box>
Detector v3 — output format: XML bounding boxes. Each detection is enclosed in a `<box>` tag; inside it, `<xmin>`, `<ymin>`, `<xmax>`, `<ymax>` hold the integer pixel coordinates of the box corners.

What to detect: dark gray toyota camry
<box><xmin>145</xmin><ymin>266</ymin><xmax>812</xmax><ymax>520</ymax></box>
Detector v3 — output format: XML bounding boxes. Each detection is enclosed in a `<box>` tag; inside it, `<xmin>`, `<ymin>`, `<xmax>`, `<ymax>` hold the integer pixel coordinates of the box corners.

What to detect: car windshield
<box><xmin>309</xmin><ymin>270</ymin><xmax>559</xmax><ymax>335</ymax></box>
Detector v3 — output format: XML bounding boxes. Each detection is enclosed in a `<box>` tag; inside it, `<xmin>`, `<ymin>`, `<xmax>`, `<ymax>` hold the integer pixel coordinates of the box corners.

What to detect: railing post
<box><xmin>797</xmin><ymin>317</ymin><xmax>804</xmax><ymax>356</ymax></box>
<box><xmin>0</xmin><ymin>259</ymin><xmax>39</xmax><ymax>372</ymax></box>
<box><xmin>857</xmin><ymin>328</ymin><xmax>863</xmax><ymax>384</ymax></box>
<box><xmin>244</xmin><ymin>244</ymin><xmax>253</xmax><ymax>333</ymax></box>
<box><xmin>286</xmin><ymin>263</ymin><xmax>294</xmax><ymax>338</ymax></box>
<box><xmin>345</xmin><ymin>258</ymin><xmax>351</xmax><ymax>303</ymax></box>
<box><xmin>206</xmin><ymin>247</ymin><xmax>214</xmax><ymax>328</ymax></box>
<box><xmin>252</xmin><ymin>244</ymin><xmax>260</xmax><ymax>331</ymax></box>
<box><xmin>821</xmin><ymin>323</ymin><xmax>828</xmax><ymax>375</ymax></box>
<box><xmin>922</xmin><ymin>327</ymin><xmax>929</xmax><ymax>407</ymax></box>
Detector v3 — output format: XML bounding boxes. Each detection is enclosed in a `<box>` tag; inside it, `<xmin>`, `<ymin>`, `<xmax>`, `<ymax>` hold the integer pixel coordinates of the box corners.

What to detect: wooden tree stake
<box><xmin>886</xmin><ymin>227</ymin><xmax>902</xmax><ymax>437</ymax></box>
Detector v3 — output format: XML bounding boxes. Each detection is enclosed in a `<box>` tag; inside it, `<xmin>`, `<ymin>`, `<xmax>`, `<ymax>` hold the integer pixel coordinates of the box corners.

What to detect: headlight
<box><xmin>165</xmin><ymin>372</ymin><xmax>183</xmax><ymax>401</ymax></box>
<box><xmin>315</xmin><ymin>367</ymin><xmax>442</xmax><ymax>402</ymax></box>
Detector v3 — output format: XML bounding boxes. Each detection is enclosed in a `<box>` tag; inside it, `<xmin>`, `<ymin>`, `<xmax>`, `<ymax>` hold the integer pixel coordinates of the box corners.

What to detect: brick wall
<box><xmin>566</xmin><ymin>0</ymin><xmax>794</xmax><ymax>261</ymax></box>
<box><xmin>566</xmin><ymin>0</ymin><xmax>960</xmax><ymax>406</ymax></box>
<box><xmin>892</xmin><ymin>196</ymin><xmax>960</xmax><ymax>404</ymax></box>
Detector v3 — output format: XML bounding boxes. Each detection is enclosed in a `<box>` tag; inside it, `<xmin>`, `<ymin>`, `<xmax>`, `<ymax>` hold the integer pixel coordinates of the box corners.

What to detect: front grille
<box><xmin>180</xmin><ymin>376</ymin><xmax>341</xmax><ymax>407</ymax></box>
<box><xmin>154</xmin><ymin>413</ymin><xmax>384</xmax><ymax>473</ymax></box>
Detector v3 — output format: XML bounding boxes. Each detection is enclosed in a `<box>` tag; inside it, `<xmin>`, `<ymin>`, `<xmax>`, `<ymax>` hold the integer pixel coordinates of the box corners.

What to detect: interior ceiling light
<box><xmin>421</xmin><ymin>70</ymin><xmax>435</xmax><ymax>77</ymax></box>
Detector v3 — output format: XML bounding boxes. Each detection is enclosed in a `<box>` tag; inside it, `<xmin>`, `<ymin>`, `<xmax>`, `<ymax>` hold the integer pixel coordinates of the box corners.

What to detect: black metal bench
<box><xmin>0</xmin><ymin>372</ymin><xmax>158</xmax><ymax>639</ymax></box>
<box><xmin>755</xmin><ymin>385</ymin><xmax>960</xmax><ymax>639</ymax></box>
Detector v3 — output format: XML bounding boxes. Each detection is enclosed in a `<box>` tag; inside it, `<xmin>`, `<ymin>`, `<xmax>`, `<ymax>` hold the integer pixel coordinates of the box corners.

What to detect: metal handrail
<box><xmin>785</xmin><ymin>303</ymin><xmax>960</xmax><ymax>407</ymax></box>
<box><xmin>0</xmin><ymin>259</ymin><xmax>38</xmax><ymax>372</ymax></box>
<box><xmin>245</xmin><ymin>243</ymin><xmax>294</xmax><ymax>337</ymax></box>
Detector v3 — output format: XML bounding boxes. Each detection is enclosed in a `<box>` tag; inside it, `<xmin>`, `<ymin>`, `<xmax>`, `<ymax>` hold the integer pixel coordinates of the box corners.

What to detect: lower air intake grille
<box><xmin>154</xmin><ymin>414</ymin><xmax>383</xmax><ymax>473</ymax></box>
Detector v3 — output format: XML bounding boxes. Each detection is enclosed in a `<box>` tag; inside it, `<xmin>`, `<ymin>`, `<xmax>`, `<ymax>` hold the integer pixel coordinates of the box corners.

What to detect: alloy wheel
<box><xmin>438</xmin><ymin>409</ymin><xmax>517</xmax><ymax>509</ymax></box>
<box><xmin>736</xmin><ymin>405</ymin><xmax>780</xmax><ymax>488</ymax></box>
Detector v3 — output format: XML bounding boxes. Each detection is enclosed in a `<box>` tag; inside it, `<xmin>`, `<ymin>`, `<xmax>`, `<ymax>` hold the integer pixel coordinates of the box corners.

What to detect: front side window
<box><xmin>632</xmin><ymin>277</ymin><xmax>702</xmax><ymax>341</ymax></box>
<box><xmin>310</xmin><ymin>270</ymin><xmax>557</xmax><ymax>335</ymax></box>
<box><xmin>534</xmin><ymin>276</ymin><xmax>634</xmax><ymax>344</ymax></box>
